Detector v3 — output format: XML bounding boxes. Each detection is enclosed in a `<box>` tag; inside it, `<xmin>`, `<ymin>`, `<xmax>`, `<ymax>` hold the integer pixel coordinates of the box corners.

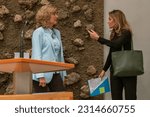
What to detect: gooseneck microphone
<box><xmin>20</xmin><ymin>20</ymin><xmax>28</xmax><ymax>58</ymax></box>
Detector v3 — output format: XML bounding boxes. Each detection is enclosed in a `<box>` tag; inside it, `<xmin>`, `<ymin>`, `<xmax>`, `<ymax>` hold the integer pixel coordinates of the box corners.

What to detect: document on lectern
<box><xmin>88</xmin><ymin>76</ymin><xmax>110</xmax><ymax>96</ymax></box>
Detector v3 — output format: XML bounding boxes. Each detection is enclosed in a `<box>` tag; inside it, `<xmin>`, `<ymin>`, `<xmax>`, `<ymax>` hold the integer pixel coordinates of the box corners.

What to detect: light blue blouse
<box><xmin>49</xmin><ymin>29</ymin><xmax>61</xmax><ymax>61</ymax></box>
<box><xmin>32</xmin><ymin>27</ymin><xmax>67</xmax><ymax>83</ymax></box>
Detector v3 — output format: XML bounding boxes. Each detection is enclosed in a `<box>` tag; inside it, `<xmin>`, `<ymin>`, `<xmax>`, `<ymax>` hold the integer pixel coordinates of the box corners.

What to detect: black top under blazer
<box><xmin>98</xmin><ymin>29</ymin><xmax>132</xmax><ymax>72</ymax></box>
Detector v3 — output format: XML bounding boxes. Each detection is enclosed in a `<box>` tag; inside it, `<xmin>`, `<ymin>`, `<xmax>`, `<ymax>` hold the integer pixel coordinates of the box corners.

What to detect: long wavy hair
<box><xmin>109</xmin><ymin>10</ymin><xmax>132</xmax><ymax>39</ymax></box>
<box><xmin>36</xmin><ymin>4</ymin><xmax>57</xmax><ymax>28</ymax></box>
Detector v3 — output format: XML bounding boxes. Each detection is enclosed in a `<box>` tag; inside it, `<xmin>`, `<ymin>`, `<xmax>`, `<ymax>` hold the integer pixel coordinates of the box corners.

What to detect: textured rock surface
<box><xmin>0</xmin><ymin>0</ymin><xmax>104</xmax><ymax>100</ymax></box>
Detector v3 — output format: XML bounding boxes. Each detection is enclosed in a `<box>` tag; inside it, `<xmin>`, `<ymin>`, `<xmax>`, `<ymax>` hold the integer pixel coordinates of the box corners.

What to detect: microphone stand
<box><xmin>20</xmin><ymin>21</ymin><xmax>27</xmax><ymax>58</ymax></box>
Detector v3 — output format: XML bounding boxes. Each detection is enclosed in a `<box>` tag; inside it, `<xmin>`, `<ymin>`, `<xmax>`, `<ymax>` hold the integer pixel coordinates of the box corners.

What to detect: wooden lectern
<box><xmin>0</xmin><ymin>58</ymin><xmax>74</xmax><ymax>100</ymax></box>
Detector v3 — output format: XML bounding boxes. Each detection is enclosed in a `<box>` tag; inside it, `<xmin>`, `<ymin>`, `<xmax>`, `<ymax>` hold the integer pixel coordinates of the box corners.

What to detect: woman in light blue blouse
<box><xmin>32</xmin><ymin>4</ymin><xmax>66</xmax><ymax>93</ymax></box>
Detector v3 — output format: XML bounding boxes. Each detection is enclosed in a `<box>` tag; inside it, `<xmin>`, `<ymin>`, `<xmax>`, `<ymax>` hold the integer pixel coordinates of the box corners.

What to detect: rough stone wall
<box><xmin>0</xmin><ymin>0</ymin><xmax>104</xmax><ymax>100</ymax></box>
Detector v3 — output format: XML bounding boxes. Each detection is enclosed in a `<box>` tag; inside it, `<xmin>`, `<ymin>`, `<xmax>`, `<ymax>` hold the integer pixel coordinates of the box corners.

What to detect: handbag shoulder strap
<box><xmin>131</xmin><ymin>38</ymin><xmax>134</xmax><ymax>50</ymax></box>
<box><xmin>122</xmin><ymin>38</ymin><xmax>133</xmax><ymax>51</ymax></box>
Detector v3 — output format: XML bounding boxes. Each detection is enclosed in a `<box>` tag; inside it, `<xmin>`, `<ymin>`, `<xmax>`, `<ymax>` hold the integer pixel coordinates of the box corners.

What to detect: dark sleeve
<box><xmin>103</xmin><ymin>49</ymin><xmax>111</xmax><ymax>72</ymax></box>
<box><xmin>98</xmin><ymin>30</ymin><xmax>131</xmax><ymax>49</ymax></box>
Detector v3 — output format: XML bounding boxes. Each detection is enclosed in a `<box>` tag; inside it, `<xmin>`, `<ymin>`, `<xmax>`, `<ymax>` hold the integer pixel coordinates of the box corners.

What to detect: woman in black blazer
<box><xmin>88</xmin><ymin>10</ymin><xmax>137</xmax><ymax>100</ymax></box>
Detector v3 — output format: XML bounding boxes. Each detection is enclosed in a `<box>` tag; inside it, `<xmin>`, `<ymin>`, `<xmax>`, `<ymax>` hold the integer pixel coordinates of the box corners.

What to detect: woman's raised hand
<box><xmin>87</xmin><ymin>29</ymin><xmax>100</xmax><ymax>41</ymax></box>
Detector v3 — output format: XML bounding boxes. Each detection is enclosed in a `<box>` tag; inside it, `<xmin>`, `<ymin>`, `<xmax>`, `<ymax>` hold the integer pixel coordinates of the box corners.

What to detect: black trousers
<box><xmin>110</xmin><ymin>73</ymin><xmax>137</xmax><ymax>100</ymax></box>
<box><xmin>33</xmin><ymin>73</ymin><xmax>65</xmax><ymax>93</ymax></box>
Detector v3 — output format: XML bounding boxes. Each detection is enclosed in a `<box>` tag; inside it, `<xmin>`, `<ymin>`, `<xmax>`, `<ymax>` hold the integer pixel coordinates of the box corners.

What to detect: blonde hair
<box><xmin>109</xmin><ymin>10</ymin><xmax>132</xmax><ymax>39</ymax></box>
<box><xmin>36</xmin><ymin>4</ymin><xmax>57</xmax><ymax>28</ymax></box>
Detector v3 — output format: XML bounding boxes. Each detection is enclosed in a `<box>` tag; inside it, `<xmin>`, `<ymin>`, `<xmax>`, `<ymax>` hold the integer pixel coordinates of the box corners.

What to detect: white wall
<box><xmin>104</xmin><ymin>0</ymin><xmax>150</xmax><ymax>99</ymax></box>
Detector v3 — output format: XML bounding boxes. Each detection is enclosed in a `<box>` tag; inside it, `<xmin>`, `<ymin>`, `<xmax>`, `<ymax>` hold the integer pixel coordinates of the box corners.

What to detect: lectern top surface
<box><xmin>0</xmin><ymin>58</ymin><xmax>74</xmax><ymax>73</ymax></box>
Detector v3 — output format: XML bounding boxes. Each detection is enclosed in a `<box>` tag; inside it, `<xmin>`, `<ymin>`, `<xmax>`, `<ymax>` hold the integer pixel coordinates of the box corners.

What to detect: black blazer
<box><xmin>98</xmin><ymin>29</ymin><xmax>132</xmax><ymax>72</ymax></box>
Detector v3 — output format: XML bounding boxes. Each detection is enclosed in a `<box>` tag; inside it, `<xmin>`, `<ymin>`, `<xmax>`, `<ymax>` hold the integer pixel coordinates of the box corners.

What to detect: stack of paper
<box><xmin>88</xmin><ymin>76</ymin><xmax>111</xmax><ymax>96</ymax></box>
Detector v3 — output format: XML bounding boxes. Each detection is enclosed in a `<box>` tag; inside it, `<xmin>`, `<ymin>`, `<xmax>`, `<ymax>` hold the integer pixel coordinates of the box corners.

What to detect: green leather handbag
<box><xmin>112</xmin><ymin>50</ymin><xmax>144</xmax><ymax>77</ymax></box>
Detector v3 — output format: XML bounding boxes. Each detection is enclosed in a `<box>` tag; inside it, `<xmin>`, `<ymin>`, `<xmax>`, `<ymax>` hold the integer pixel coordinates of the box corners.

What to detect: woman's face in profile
<box><xmin>108</xmin><ymin>16</ymin><xmax>116</xmax><ymax>29</ymax></box>
<box><xmin>48</xmin><ymin>12</ymin><xmax>58</xmax><ymax>27</ymax></box>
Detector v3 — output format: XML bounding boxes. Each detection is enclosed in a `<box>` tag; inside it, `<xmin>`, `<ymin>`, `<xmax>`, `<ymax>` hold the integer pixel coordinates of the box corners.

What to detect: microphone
<box><xmin>21</xmin><ymin>20</ymin><xmax>28</xmax><ymax>38</ymax></box>
<box><xmin>24</xmin><ymin>20</ymin><xmax>28</xmax><ymax>26</ymax></box>
<box><xmin>20</xmin><ymin>20</ymin><xmax>28</xmax><ymax>58</ymax></box>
